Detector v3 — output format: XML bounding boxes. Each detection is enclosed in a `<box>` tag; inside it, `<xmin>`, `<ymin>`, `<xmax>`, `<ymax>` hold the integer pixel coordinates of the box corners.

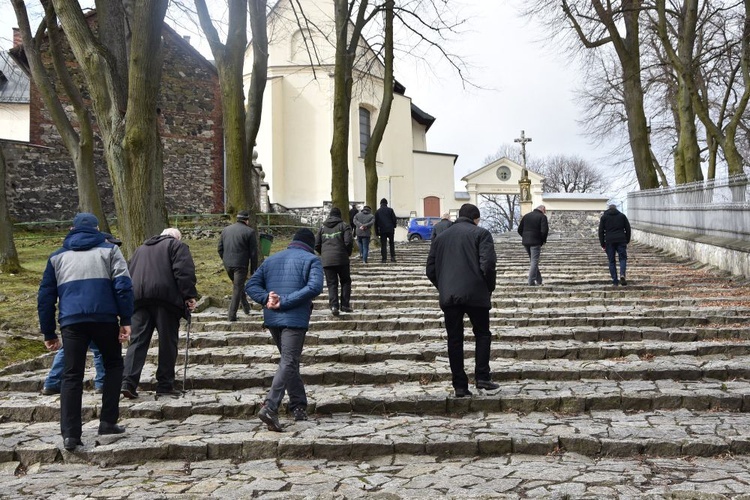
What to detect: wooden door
<box><xmin>423</xmin><ymin>196</ymin><xmax>440</xmax><ymax>217</ymax></box>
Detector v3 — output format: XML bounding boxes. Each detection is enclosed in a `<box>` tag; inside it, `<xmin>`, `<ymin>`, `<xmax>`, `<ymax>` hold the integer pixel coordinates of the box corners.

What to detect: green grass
<box><xmin>0</xmin><ymin>228</ymin><xmax>291</xmax><ymax>369</ymax></box>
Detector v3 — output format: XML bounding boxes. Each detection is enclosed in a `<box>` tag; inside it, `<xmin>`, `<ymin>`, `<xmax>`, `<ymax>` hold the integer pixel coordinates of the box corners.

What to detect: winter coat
<box><xmin>129</xmin><ymin>234</ymin><xmax>198</xmax><ymax>318</ymax></box>
<box><xmin>349</xmin><ymin>206</ymin><xmax>359</xmax><ymax>228</ymax></box>
<box><xmin>218</xmin><ymin>222</ymin><xmax>258</xmax><ymax>272</ymax></box>
<box><xmin>517</xmin><ymin>209</ymin><xmax>549</xmax><ymax>247</ymax></box>
<box><xmin>353</xmin><ymin>207</ymin><xmax>375</xmax><ymax>238</ymax></box>
<box><xmin>245</xmin><ymin>241</ymin><xmax>324</xmax><ymax>329</ymax></box>
<box><xmin>598</xmin><ymin>207</ymin><xmax>631</xmax><ymax>246</ymax></box>
<box><xmin>315</xmin><ymin>216</ymin><xmax>353</xmax><ymax>267</ymax></box>
<box><xmin>425</xmin><ymin>217</ymin><xmax>497</xmax><ymax>309</ymax></box>
<box><xmin>430</xmin><ymin>218</ymin><xmax>453</xmax><ymax>240</ymax></box>
<box><xmin>375</xmin><ymin>203</ymin><xmax>397</xmax><ymax>235</ymax></box>
<box><xmin>37</xmin><ymin>227</ymin><xmax>134</xmax><ymax>340</ymax></box>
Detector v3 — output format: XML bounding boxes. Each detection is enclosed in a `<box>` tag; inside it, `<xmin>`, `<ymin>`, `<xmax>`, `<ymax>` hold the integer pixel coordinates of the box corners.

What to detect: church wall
<box><xmin>0</xmin><ymin>103</ymin><xmax>29</xmax><ymax>142</ymax></box>
<box><xmin>413</xmin><ymin>151</ymin><xmax>461</xmax><ymax>217</ymax></box>
<box><xmin>412</xmin><ymin>120</ymin><xmax>427</xmax><ymax>151</ymax></box>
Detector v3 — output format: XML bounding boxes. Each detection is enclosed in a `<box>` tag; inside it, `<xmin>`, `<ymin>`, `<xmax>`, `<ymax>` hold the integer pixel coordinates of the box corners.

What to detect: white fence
<box><xmin>627</xmin><ymin>175</ymin><xmax>750</xmax><ymax>240</ymax></box>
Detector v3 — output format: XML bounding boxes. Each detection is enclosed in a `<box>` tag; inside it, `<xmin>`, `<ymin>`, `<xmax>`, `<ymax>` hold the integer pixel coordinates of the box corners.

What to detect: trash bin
<box><xmin>260</xmin><ymin>233</ymin><xmax>274</xmax><ymax>257</ymax></box>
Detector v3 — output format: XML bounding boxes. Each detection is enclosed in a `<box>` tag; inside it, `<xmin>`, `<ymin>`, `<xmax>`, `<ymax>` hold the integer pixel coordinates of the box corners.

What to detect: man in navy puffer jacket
<box><xmin>246</xmin><ymin>228</ymin><xmax>324</xmax><ymax>431</ymax></box>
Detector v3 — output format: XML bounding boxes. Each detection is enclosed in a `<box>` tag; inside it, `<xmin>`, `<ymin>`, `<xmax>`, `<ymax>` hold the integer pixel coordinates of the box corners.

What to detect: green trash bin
<box><xmin>260</xmin><ymin>233</ymin><xmax>274</xmax><ymax>257</ymax></box>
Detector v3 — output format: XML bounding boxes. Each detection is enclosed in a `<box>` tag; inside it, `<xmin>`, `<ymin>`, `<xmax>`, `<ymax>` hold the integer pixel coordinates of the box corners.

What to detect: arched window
<box><xmin>359</xmin><ymin>107</ymin><xmax>371</xmax><ymax>157</ymax></box>
<box><xmin>291</xmin><ymin>30</ymin><xmax>311</xmax><ymax>63</ymax></box>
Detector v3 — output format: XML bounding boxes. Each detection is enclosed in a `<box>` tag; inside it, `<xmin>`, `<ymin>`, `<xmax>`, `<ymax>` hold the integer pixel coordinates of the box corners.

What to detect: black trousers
<box><xmin>60</xmin><ymin>322</ymin><xmax>123</xmax><ymax>440</ymax></box>
<box><xmin>379</xmin><ymin>231</ymin><xmax>396</xmax><ymax>261</ymax></box>
<box><xmin>324</xmin><ymin>264</ymin><xmax>352</xmax><ymax>309</ymax></box>
<box><xmin>123</xmin><ymin>305</ymin><xmax>181</xmax><ymax>392</ymax></box>
<box><xmin>442</xmin><ymin>305</ymin><xmax>492</xmax><ymax>390</ymax></box>
<box><xmin>225</xmin><ymin>266</ymin><xmax>250</xmax><ymax>319</ymax></box>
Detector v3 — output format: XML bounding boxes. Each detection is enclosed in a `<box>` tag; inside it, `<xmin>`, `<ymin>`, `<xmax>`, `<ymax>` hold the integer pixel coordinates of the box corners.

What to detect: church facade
<box><xmin>246</xmin><ymin>0</ymin><xmax>463</xmax><ymax>218</ymax></box>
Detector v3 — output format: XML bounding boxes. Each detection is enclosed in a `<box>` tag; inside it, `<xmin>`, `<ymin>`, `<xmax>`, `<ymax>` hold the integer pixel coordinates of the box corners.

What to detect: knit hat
<box><xmin>237</xmin><ymin>210</ymin><xmax>250</xmax><ymax>221</ymax></box>
<box><xmin>380</xmin><ymin>198</ymin><xmax>388</xmax><ymax>205</ymax></box>
<box><xmin>330</xmin><ymin>207</ymin><xmax>342</xmax><ymax>218</ymax></box>
<box><xmin>72</xmin><ymin>213</ymin><xmax>99</xmax><ymax>229</ymax></box>
<box><xmin>292</xmin><ymin>228</ymin><xmax>316</xmax><ymax>249</ymax></box>
<box><xmin>458</xmin><ymin>203</ymin><xmax>480</xmax><ymax>221</ymax></box>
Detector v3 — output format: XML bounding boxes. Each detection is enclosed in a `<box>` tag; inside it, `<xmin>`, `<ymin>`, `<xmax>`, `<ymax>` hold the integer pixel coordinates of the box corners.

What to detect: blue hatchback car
<box><xmin>407</xmin><ymin>217</ymin><xmax>441</xmax><ymax>241</ymax></box>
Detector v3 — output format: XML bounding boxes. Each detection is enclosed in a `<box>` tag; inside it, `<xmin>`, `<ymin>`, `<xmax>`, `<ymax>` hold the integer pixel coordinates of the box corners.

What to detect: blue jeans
<box><xmin>265</xmin><ymin>327</ymin><xmax>307</xmax><ymax>413</ymax></box>
<box><xmin>357</xmin><ymin>236</ymin><xmax>370</xmax><ymax>263</ymax></box>
<box><xmin>605</xmin><ymin>242</ymin><xmax>628</xmax><ymax>284</ymax></box>
<box><xmin>45</xmin><ymin>342</ymin><xmax>104</xmax><ymax>391</ymax></box>
<box><xmin>524</xmin><ymin>245</ymin><xmax>543</xmax><ymax>285</ymax></box>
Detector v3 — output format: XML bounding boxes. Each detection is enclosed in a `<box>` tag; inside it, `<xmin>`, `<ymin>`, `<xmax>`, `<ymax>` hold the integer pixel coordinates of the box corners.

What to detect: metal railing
<box><xmin>627</xmin><ymin>174</ymin><xmax>750</xmax><ymax>240</ymax></box>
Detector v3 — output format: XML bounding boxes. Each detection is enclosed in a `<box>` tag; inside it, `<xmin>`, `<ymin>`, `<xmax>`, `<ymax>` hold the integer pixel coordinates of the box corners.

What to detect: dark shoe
<box><xmin>42</xmin><ymin>386</ymin><xmax>60</xmax><ymax>396</ymax></box>
<box><xmin>243</xmin><ymin>305</ymin><xmax>251</xmax><ymax>315</ymax></box>
<box><xmin>121</xmin><ymin>387</ymin><xmax>138</xmax><ymax>399</ymax></box>
<box><xmin>331</xmin><ymin>307</ymin><xmax>339</xmax><ymax>317</ymax></box>
<box><xmin>454</xmin><ymin>387</ymin><xmax>472</xmax><ymax>398</ymax></box>
<box><xmin>258</xmin><ymin>405</ymin><xmax>283</xmax><ymax>432</ymax></box>
<box><xmin>228</xmin><ymin>316</ymin><xmax>238</xmax><ymax>322</ymax></box>
<box><xmin>63</xmin><ymin>437</ymin><xmax>83</xmax><ymax>451</ymax></box>
<box><xmin>620</xmin><ymin>276</ymin><xmax>627</xmax><ymax>286</ymax></box>
<box><xmin>156</xmin><ymin>388</ymin><xmax>183</xmax><ymax>397</ymax></box>
<box><xmin>391</xmin><ymin>258</ymin><xmax>396</xmax><ymax>263</ymax></box>
<box><xmin>381</xmin><ymin>259</ymin><xmax>387</xmax><ymax>263</ymax></box>
<box><xmin>98</xmin><ymin>422</ymin><xmax>126</xmax><ymax>435</ymax></box>
<box><xmin>476</xmin><ymin>380</ymin><xmax>500</xmax><ymax>390</ymax></box>
<box><xmin>292</xmin><ymin>407</ymin><xmax>308</xmax><ymax>421</ymax></box>
<box><xmin>340</xmin><ymin>306</ymin><xmax>353</xmax><ymax>313</ymax></box>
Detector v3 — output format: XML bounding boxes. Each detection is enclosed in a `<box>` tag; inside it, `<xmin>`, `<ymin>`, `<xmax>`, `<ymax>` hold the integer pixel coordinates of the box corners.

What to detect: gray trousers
<box><xmin>265</xmin><ymin>327</ymin><xmax>308</xmax><ymax>413</ymax></box>
<box><xmin>525</xmin><ymin>245</ymin><xmax>543</xmax><ymax>285</ymax></box>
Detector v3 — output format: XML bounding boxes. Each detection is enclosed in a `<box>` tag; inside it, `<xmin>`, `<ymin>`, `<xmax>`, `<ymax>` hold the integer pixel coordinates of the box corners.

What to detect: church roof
<box><xmin>0</xmin><ymin>52</ymin><xmax>30</xmax><ymax>104</ymax></box>
<box><xmin>411</xmin><ymin>102</ymin><xmax>435</xmax><ymax>131</ymax></box>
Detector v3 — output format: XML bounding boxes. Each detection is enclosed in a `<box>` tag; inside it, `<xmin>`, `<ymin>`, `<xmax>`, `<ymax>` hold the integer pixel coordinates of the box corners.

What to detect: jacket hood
<box><xmin>323</xmin><ymin>216</ymin><xmax>344</xmax><ymax>228</ymax></box>
<box><xmin>605</xmin><ymin>207</ymin><xmax>620</xmax><ymax>216</ymax></box>
<box><xmin>361</xmin><ymin>207</ymin><xmax>372</xmax><ymax>214</ymax></box>
<box><xmin>143</xmin><ymin>234</ymin><xmax>173</xmax><ymax>246</ymax></box>
<box><xmin>63</xmin><ymin>227</ymin><xmax>106</xmax><ymax>251</ymax></box>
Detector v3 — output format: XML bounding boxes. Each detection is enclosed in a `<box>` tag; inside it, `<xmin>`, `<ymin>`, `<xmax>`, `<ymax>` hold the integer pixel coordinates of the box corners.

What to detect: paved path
<box><xmin>1</xmin><ymin>232</ymin><xmax>750</xmax><ymax>498</ymax></box>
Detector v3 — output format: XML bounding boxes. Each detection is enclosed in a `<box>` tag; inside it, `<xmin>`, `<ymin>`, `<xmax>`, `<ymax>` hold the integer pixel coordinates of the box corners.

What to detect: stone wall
<box><xmin>5</xmin><ymin>20</ymin><xmax>223</xmax><ymax>223</ymax></box>
<box><xmin>546</xmin><ymin>210</ymin><xmax>602</xmax><ymax>239</ymax></box>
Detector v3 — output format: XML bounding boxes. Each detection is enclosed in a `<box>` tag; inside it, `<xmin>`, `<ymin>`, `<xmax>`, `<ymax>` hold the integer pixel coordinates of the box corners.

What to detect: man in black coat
<box><xmin>218</xmin><ymin>211</ymin><xmax>258</xmax><ymax>321</ymax></box>
<box><xmin>599</xmin><ymin>204</ymin><xmax>632</xmax><ymax>286</ymax></box>
<box><xmin>315</xmin><ymin>207</ymin><xmax>354</xmax><ymax>316</ymax></box>
<box><xmin>375</xmin><ymin>198</ymin><xmax>398</xmax><ymax>263</ymax></box>
<box><xmin>517</xmin><ymin>205</ymin><xmax>549</xmax><ymax>286</ymax></box>
<box><xmin>430</xmin><ymin>213</ymin><xmax>453</xmax><ymax>240</ymax></box>
<box><xmin>426</xmin><ymin>203</ymin><xmax>498</xmax><ymax>397</ymax></box>
<box><xmin>122</xmin><ymin>228</ymin><xmax>198</xmax><ymax>398</ymax></box>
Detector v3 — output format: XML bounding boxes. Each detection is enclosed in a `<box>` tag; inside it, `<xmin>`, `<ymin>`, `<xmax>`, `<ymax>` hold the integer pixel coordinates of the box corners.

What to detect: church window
<box><xmin>496</xmin><ymin>166</ymin><xmax>511</xmax><ymax>181</ymax></box>
<box><xmin>359</xmin><ymin>107</ymin><xmax>371</xmax><ymax>157</ymax></box>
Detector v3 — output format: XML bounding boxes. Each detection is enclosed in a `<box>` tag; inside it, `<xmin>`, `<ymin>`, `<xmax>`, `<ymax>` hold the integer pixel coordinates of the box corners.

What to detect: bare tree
<box><xmin>479</xmin><ymin>193</ymin><xmax>519</xmax><ymax>234</ymax></box>
<box><xmin>10</xmin><ymin>0</ymin><xmax>110</xmax><ymax>232</ymax></box>
<box><xmin>537</xmin><ymin>154</ymin><xmax>607</xmax><ymax>193</ymax></box>
<box><xmin>0</xmin><ymin>144</ymin><xmax>20</xmax><ymax>274</ymax></box>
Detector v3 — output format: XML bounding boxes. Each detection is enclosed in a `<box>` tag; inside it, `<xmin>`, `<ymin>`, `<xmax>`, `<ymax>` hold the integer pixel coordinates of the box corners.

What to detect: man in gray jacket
<box><xmin>353</xmin><ymin>205</ymin><xmax>375</xmax><ymax>263</ymax></box>
<box><xmin>218</xmin><ymin>211</ymin><xmax>258</xmax><ymax>321</ymax></box>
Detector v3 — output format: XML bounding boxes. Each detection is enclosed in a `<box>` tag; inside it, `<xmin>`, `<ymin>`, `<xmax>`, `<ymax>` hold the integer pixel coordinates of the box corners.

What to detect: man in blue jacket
<box><xmin>246</xmin><ymin>228</ymin><xmax>324</xmax><ymax>431</ymax></box>
<box><xmin>37</xmin><ymin>213</ymin><xmax>133</xmax><ymax>451</ymax></box>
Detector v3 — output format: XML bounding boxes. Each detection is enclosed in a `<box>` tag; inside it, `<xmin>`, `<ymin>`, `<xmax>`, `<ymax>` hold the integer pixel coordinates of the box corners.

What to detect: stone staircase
<box><xmin>2</xmin><ymin>232</ymin><xmax>750</xmax><ymax>495</ymax></box>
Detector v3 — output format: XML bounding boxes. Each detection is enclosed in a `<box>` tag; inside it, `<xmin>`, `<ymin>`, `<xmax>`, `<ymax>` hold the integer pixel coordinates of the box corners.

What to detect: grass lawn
<box><xmin>0</xmin><ymin>228</ymin><xmax>291</xmax><ymax>369</ymax></box>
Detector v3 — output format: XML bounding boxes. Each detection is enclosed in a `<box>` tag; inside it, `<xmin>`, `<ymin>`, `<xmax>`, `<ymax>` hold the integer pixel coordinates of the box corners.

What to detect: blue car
<box><xmin>407</xmin><ymin>217</ymin><xmax>441</xmax><ymax>241</ymax></box>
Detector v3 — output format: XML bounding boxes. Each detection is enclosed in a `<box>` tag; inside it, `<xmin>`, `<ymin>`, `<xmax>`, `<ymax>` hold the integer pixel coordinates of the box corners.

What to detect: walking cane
<box><xmin>182</xmin><ymin>311</ymin><xmax>192</xmax><ymax>396</ymax></box>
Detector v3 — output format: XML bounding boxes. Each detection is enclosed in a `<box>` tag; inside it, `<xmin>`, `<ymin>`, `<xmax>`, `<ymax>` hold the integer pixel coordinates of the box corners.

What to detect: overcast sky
<box><xmin>0</xmin><ymin>1</ymin><xmax>616</xmax><ymax>195</ymax></box>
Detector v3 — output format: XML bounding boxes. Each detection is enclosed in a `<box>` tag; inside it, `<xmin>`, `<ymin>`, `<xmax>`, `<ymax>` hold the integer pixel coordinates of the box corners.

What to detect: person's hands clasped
<box><xmin>119</xmin><ymin>325</ymin><xmax>131</xmax><ymax>344</ymax></box>
<box><xmin>266</xmin><ymin>291</ymin><xmax>281</xmax><ymax>310</ymax></box>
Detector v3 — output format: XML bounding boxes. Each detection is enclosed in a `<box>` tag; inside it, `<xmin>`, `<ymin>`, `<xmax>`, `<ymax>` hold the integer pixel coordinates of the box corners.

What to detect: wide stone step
<box><xmin>3</xmin><ymin>379</ymin><xmax>750</xmax><ymax>423</ymax></box>
<box><xmin>4</xmin><ymin>409</ymin><xmax>750</xmax><ymax>466</ymax></box>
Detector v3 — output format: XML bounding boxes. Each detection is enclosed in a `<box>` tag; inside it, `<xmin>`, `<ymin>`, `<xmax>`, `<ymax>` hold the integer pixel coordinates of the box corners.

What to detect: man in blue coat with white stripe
<box><xmin>37</xmin><ymin>213</ymin><xmax>134</xmax><ymax>451</ymax></box>
<box><xmin>246</xmin><ymin>228</ymin><xmax>324</xmax><ymax>431</ymax></box>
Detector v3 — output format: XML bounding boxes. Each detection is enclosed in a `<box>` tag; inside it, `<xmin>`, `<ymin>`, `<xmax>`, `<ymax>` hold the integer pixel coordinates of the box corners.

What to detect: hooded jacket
<box><xmin>375</xmin><ymin>202</ymin><xmax>397</xmax><ymax>235</ymax></box>
<box><xmin>517</xmin><ymin>208</ymin><xmax>549</xmax><ymax>247</ymax></box>
<box><xmin>245</xmin><ymin>240</ymin><xmax>324</xmax><ymax>328</ymax></box>
<box><xmin>598</xmin><ymin>206</ymin><xmax>631</xmax><ymax>246</ymax></box>
<box><xmin>426</xmin><ymin>217</ymin><xmax>497</xmax><ymax>309</ymax></box>
<box><xmin>129</xmin><ymin>234</ymin><xmax>198</xmax><ymax>318</ymax></box>
<box><xmin>37</xmin><ymin>227</ymin><xmax>134</xmax><ymax>340</ymax></box>
<box><xmin>353</xmin><ymin>207</ymin><xmax>375</xmax><ymax>238</ymax></box>
<box><xmin>315</xmin><ymin>215</ymin><xmax>353</xmax><ymax>267</ymax></box>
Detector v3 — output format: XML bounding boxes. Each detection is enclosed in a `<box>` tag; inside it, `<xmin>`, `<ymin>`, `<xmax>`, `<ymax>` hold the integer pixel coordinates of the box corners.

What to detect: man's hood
<box><xmin>143</xmin><ymin>234</ymin><xmax>173</xmax><ymax>246</ymax></box>
<box><xmin>63</xmin><ymin>227</ymin><xmax>106</xmax><ymax>251</ymax></box>
<box><xmin>361</xmin><ymin>207</ymin><xmax>372</xmax><ymax>214</ymax></box>
<box><xmin>605</xmin><ymin>207</ymin><xmax>620</xmax><ymax>216</ymax></box>
<box><xmin>323</xmin><ymin>216</ymin><xmax>344</xmax><ymax>228</ymax></box>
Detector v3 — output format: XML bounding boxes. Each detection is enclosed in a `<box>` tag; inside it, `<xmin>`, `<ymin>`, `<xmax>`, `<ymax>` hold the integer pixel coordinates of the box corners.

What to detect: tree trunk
<box><xmin>364</xmin><ymin>0</ymin><xmax>394</xmax><ymax>211</ymax></box>
<box><xmin>246</xmin><ymin>0</ymin><xmax>268</xmax><ymax>218</ymax></box>
<box><xmin>52</xmin><ymin>0</ymin><xmax>168</xmax><ymax>255</ymax></box>
<box><xmin>0</xmin><ymin>145</ymin><xmax>21</xmax><ymax>274</ymax></box>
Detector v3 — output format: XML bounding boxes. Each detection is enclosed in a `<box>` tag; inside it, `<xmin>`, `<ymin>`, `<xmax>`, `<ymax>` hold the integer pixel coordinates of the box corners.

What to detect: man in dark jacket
<box><xmin>122</xmin><ymin>228</ymin><xmax>198</xmax><ymax>398</ymax></box>
<box><xmin>430</xmin><ymin>213</ymin><xmax>453</xmax><ymax>240</ymax></box>
<box><xmin>517</xmin><ymin>205</ymin><xmax>549</xmax><ymax>286</ymax></box>
<box><xmin>599</xmin><ymin>204</ymin><xmax>632</xmax><ymax>286</ymax></box>
<box><xmin>426</xmin><ymin>203</ymin><xmax>498</xmax><ymax>398</ymax></box>
<box><xmin>37</xmin><ymin>213</ymin><xmax>133</xmax><ymax>451</ymax></box>
<box><xmin>349</xmin><ymin>203</ymin><xmax>359</xmax><ymax>228</ymax></box>
<box><xmin>246</xmin><ymin>228</ymin><xmax>324</xmax><ymax>431</ymax></box>
<box><xmin>375</xmin><ymin>198</ymin><xmax>398</xmax><ymax>263</ymax></box>
<box><xmin>218</xmin><ymin>211</ymin><xmax>258</xmax><ymax>321</ymax></box>
<box><xmin>315</xmin><ymin>207</ymin><xmax>354</xmax><ymax>315</ymax></box>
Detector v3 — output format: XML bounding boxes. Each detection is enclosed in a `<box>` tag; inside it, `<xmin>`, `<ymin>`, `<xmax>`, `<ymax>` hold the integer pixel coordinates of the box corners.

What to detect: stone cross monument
<box><xmin>515</xmin><ymin>130</ymin><xmax>533</xmax><ymax>215</ymax></box>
